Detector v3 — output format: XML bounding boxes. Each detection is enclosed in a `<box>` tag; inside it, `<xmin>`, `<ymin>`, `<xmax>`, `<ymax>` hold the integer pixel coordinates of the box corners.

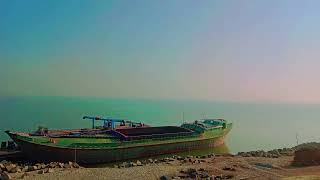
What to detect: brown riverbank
<box><xmin>4</xmin><ymin>155</ymin><xmax>320</xmax><ymax>180</ymax></box>
<box><xmin>2</xmin><ymin>143</ymin><xmax>320</xmax><ymax>180</ymax></box>
<box><xmin>0</xmin><ymin>154</ymin><xmax>319</xmax><ymax>179</ymax></box>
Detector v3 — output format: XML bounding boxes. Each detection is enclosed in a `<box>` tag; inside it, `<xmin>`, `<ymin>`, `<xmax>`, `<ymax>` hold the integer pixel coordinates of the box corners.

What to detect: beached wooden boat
<box><xmin>6</xmin><ymin>116</ymin><xmax>232</xmax><ymax>164</ymax></box>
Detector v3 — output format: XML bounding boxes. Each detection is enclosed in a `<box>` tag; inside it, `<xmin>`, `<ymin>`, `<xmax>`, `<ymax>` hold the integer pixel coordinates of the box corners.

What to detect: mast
<box><xmin>182</xmin><ymin>112</ymin><xmax>185</xmax><ymax>124</ymax></box>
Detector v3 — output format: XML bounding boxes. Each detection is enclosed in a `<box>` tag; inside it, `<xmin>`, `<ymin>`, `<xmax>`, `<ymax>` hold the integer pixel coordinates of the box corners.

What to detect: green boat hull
<box><xmin>7</xmin><ymin>129</ymin><xmax>230</xmax><ymax>164</ymax></box>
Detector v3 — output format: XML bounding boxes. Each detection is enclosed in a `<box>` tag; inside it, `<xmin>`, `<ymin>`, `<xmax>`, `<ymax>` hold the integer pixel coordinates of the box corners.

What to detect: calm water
<box><xmin>1</xmin><ymin>96</ymin><xmax>320</xmax><ymax>153</ymax></box>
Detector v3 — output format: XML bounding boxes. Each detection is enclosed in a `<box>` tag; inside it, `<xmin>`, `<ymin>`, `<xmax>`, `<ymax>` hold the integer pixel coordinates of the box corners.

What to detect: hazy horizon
<box><xmin>2</xmin><ymin>0</ymin><xmax>320</xmax><ymax>103</ymax></box>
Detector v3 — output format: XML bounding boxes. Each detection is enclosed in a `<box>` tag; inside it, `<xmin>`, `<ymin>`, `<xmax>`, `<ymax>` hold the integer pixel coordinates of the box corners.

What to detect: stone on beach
<box><xmin>21</xmin><ymin>172</ymin><xmax>29</xmax><ymax>178</ymax></box>
<box><xmin>72</xmin><ymin>162</ymin><xmax>80</xmax><ymax>168</ymax></box>
<box><xmin>159</xmin><ymin>175</ymin><xmax>170</xmax><ymax>180</ymax></box>
<box><xmin>136</xmin><ymin>160</ymin><xmax>142</xmax><ymax>166</ymax></box>
<box><xmin>38</xmin><ymin>169</ymin><xmax>45</xmax><ymax>174</ymax></box>
<box><xmin>200</xmin><ymin>171</ymin><xmax>210</xmax><ymax>178</ymax></box>
<box><xmin>0</xmin><ymin>164</ymin><xmax>4</xmax><ymax>171</ymax></box>
<box><xmin>186</xmin><ymin>168</ymin><xmax>198</xmax><ymax>178</ymax></box>
<box><xmin>4</xmin><ymin>164</ymin><xmax>16</xmax><ymax>173</ymax></box>
<box><xmin>223</xmin><ymin>166</ymin><xmax>236</xmax><ymax>171</ymax></box>
<box><xmin>254</xmin><ymin>162</ymin><xmax>275</xmax><ymax>169</ymax></box>
<box><xmin>268</xmin><ymin>149</ymin><xmax>281</xmax><ymax>157</ymax></box>
<box><xmin>49</xmin><ymin>162</ymin><xmax>60</xmax><ymax>168</ymax></box>
<box><xmin>23</xmin><ymin>165</ymin><xmax>32</xmax><ymax>172</ymax></box>
<box><xmin>32</xmin><ymin>165</ymin><xmax>38</xmax><ymax>171</ymax></box>
<box><xmin>129</xmin><ymin>162</ymin><xmax>137</xmax><ymax>167</ymax></box>
<box><xmin>120</xmin><ymin>162</ymin><xmax>129</xmax><ymax>168</ymax></box>
<box><xmin>68</xmin><ymin>161</ymin><xmax>73</xmax><ymax>166</ymax></box>
<box><xmin>279</xmin><ymin>148</ymin><xmax>294</xmax><ymax>156</ymax></box>
<box><xmin>200</xmin><ymin>155</ymin><xmax>207</xmax><ymax>159</ymax></box>
<box><xmin>64</xmin><ymin>163</ymin><xmax>72</xmax><ymax>169</ymax></box>
<box><xmin>16</xmin><ymin>167</ymin><xmax>22</xmax><ymax>173</ymax></box>
<box><xmin>35</xmin><ymin>163</ymin><xmax>42</xmax><ymax>170</ymax></box>
<box><xmin>177</xmin><ymin>167</ymin><xmax>215</xmax><ymax>179</ymax></box>
<box><xmin>58</xmin><ymin>163</ymin><xmax>64</xmax><ymax>168</ymax></box>
<box><xmin>0</xmin><ymin>172</ymin><xmax>12</xmax><ymax>180</ymax></box>
<box><xmin>45</xmin><ymin>168</ymin><xmax>54</xmax><ymax>173</ymax></box>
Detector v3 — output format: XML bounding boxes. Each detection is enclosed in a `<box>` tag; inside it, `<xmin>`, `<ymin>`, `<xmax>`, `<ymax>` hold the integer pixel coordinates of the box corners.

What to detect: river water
<box><xmin>1</xmin><ymin>96</ymin><xmax>319</xmax><ymax>153</ymax></box>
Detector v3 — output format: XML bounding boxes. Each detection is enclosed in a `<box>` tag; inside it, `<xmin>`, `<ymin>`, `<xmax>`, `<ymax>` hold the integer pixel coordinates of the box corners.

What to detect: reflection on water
<box><xmin>91</xmin><ymin>144</ymin><xmax>229</xmax><ymax>167</ymax></box>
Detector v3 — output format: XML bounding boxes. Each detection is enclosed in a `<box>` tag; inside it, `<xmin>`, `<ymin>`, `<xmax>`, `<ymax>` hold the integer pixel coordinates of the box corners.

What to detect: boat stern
<box><xmin>5</xmin><ymin>130</ymin><xmax>15</xmax><ymax>140</ymax></box>
<box><xmin>4</xmin><ymin>130</ymin><xmax>29</xmax><ymax>147</ymax></box>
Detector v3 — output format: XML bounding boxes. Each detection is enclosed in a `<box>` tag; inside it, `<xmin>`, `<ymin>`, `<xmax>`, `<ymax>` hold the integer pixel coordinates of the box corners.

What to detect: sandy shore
<box><xmin>3</xmin><ymin>155</ymin><xmax>318</xmax><ymax>180</ymax></box>
<box><xmin>3</xmin><ymin>143</ymin><xmax>320</xmax><ymax>180</ymax></box>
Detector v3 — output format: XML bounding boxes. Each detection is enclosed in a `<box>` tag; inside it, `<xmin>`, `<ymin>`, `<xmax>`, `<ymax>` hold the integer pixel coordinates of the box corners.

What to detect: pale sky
<box><xmin>1</xmin><ymin>0</ymin><xmax>320</xmax><ymax>103</ymax></box>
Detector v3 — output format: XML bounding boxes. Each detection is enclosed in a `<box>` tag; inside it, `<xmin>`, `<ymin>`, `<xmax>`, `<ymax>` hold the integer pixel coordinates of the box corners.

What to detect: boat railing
<box><xmin>130</xmin><ymin>133</ymin><xmax>200</xmax><ymax>142</ymax></box>
<box><xmin>67</xmin><ymin>133</ymin><xmax>200</xmax><ymax>148</ymax></box>
<box><xmin>69</xmin><ymin>142</ymin><xmax>121</xmax><ymax>148</ymax></box>
<box><xmin>123</xmin><ymin>131</ymin><xmax>194</xmax><ymax>141</ymax></box>
<box><xmin>16</xmin><ymin>135</ymin><xmax>33</xmax><ymax>142</ymax></box>
<box><xmin>107</xmin><ymin>130</ymin><xmax>127</xmax><ymax>140</ymax></box>
<box><xmin>68</xmin><ymin>134</ymin><xmax>196</xmax><ymax>148</ymax></box>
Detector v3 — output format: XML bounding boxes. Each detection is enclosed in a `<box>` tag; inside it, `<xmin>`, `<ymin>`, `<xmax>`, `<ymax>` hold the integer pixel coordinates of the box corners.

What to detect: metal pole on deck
<box><xmin>182</xmin><ymin>112</ymin><xmax>185</xmax><ymax>123</ymax></box>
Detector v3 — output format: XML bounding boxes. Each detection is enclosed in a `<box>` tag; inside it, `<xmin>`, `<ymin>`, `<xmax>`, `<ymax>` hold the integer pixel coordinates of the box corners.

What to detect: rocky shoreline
<box><xmin>1</xmin><ymin>143</ymin><xmax>320</xmax><ymax>180</ymax></box>
<box><xmin>237</xmin><ymin>148</ymin><xmax>294</xmax><ymax>158</ymax></box>
<box><xmin>0</xmin><ymin>160</ymin><xmax>81</xmax><ymax>179</ymax></box>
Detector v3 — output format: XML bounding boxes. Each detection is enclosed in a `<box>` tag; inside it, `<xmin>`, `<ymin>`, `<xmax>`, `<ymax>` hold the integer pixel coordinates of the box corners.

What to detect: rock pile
<box><xmin>0</xmin><ymin>172</ymin><xmax>12</xmax><ymax>180</ymax></box>
<box><xmin>237</xmin><ymin>148</ymin><xmax>294</xmax><ymax>158</ymax></box>
<box><xmin>180</xmin><ymin>168</ymin><xmax>211</xmax><ymax>179</ymax></box>
<box><xmin>160</xmin><ymin>167</ymin><xmax>234</xmax><ymax>180</ymax></box>
<box><xmin>293</xmin><ymin>142</ymin><xmax>320</xmax><ymax>151</ymax></box>
<box><xmin>115</xmin><ymin>154</ymin><xmax>216</xmax><ymax>168</ymax></box>
<box><xmin>0</xmin><ymin>160</ymin><xmax>80</xmax><ymax>179</ymax></box>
